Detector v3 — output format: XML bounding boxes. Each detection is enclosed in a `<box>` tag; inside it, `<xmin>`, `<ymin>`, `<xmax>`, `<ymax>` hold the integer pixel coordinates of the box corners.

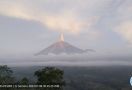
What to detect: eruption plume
<box><xmin>60</xmin><ymin>33</ymin><xmax>64</xmax><ymax>41</ymax></box>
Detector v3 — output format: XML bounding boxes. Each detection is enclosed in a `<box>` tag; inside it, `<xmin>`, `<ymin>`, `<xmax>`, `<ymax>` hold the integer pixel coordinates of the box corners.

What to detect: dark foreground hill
<box><xmin>11</xmin><ymin>66</ymin><xmax>132</xmax><ymax>90</ymax></box>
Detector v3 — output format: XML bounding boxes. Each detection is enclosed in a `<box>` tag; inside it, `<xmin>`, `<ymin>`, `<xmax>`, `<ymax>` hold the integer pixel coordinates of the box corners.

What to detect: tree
<box><xmin>19</xmin><ymin>77</ymin><xmax>29</xmax><ymax>85</ymax></box>
<box><xmin>35</xmin><ymin>67</ymin><xmax>65</xmax><ymax>90</ymax></box>
<box><xmin>0</xmin><ymin>65</ymin><xmax>14</xmax><ymax>84</ymax></box>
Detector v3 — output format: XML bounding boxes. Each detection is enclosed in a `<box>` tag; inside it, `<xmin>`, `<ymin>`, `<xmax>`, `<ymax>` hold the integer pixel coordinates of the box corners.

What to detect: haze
<box><xmin>0</xmin><ymin>0</ymin><xmax>132</xmax><ymax>66</ymax></box>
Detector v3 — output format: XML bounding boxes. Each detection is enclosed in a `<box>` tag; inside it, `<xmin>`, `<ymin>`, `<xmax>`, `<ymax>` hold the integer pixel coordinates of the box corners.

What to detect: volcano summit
<box><xmin>36</xmin><ymin>34</ymin><xmax>94</xmax><ymax>55</ymax></box>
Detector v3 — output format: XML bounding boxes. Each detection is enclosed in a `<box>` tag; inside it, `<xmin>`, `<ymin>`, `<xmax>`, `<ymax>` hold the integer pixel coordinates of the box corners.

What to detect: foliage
<box><xmin>35</xmin><ymin>67</ymin><xmax>65</xmax><ymax>90</ymax></box>
<box><xmin>0</xmin><ymin>65</ymin><xmax>14</xmax><ymax>84</ymax></box>
<box><xmin>19</xmin><ymin>77</ymin><xmax>29</xmax><ymax>85</ymax></box>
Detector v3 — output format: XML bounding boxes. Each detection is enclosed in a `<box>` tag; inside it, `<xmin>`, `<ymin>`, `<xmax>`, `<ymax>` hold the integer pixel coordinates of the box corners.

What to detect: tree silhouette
<box><xmin>0</xmin><ymin>65</ymin><xmax>14</xmax><ymax>84</ymax></box>
<box><xmin>35</xmin><ymin>67</ymin><xmax>65</xmax><ymax>90</ymax></box>
<box><xmin>19</xmin><ymin>77</ymin><xmax>29</xmax><ymax>85</ymax></box>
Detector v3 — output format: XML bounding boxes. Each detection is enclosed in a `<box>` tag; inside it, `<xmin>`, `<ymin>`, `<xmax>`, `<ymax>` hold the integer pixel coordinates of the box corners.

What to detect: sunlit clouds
<box><xmin>115</xmin><ymin>21</ymin><xmax>132</xmax><ymax>44</ymax></box>
<box><xmin>0</xmin><ymin>1</ymin><xmax>98</xmax><ymax>34</ymax></box>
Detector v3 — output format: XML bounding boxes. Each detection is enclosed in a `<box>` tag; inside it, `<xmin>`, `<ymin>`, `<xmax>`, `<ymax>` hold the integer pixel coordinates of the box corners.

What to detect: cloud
<box><xmin>0</xmin><ymin>0</ymin><xmax>100</xmax><ymax>34</ymax></box>
<box><xmin>115</xmin><ymin>21</ymin><xmax>132</xmax><ymax>44</ymax></box>
<box><xmin>39</xmin><ymin>12</ymin><xmax>98</xmax><ymax>34</ymax></box>
<box><xmin>0</xmin><ymin>2</ymin><xmax>32</xmax><ymax>20</ymax></box>
<box><xmin>116</xmin><ymin>0</ymin><xmax>132</xmax><ymax>20</ymax></box>
<box><xmin>0</xmin><ymin>0</ymin><xmax>131</xmax><ymax>38</ymax></box>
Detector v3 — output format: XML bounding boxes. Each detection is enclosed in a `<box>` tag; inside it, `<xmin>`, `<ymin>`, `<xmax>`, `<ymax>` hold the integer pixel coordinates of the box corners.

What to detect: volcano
<box><xmin>36</xmin><ymin>34</ymin><xmax>95</xmax><ymax>55</ymax></box>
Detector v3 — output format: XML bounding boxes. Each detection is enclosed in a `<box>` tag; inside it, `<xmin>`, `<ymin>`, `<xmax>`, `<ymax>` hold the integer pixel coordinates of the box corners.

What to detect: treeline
<box><xmin>0</xmin><ymin>65</ymin><xmax>65</xmax><ymax>90</ymax></box>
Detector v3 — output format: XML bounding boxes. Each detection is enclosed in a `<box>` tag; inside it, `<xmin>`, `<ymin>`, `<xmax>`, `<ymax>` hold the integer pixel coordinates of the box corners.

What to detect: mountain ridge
<box><xmin>35</xmin><ymin>40</ymin><xmax>95</xmax><ymax>55</ymax></box>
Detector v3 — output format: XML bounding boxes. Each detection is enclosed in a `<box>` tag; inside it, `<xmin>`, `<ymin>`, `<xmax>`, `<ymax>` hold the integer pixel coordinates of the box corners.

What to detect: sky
<box><xmin>0</xmin><ymin>0</ymin><xmax>132</xmax><ymax>66</ymax></box>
